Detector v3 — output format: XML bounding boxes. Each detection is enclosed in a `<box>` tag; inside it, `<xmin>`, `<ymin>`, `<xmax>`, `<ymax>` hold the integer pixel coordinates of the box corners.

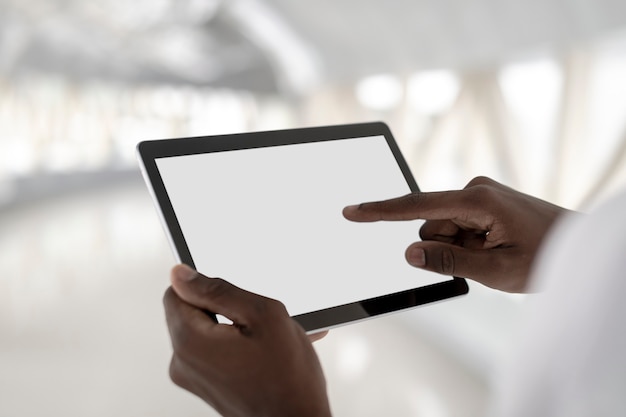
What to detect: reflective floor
<box><xmin>0</xmin><ymin>178</ymin><xmax>494</xmax><ymax>417</ymax></box>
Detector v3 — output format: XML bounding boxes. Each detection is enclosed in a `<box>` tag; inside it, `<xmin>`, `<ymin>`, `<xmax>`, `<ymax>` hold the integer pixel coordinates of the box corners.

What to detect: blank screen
<box><xmin>155</xmin><ymin>135</ymin><xmax>447</xmax><ymax>316</ymax></box>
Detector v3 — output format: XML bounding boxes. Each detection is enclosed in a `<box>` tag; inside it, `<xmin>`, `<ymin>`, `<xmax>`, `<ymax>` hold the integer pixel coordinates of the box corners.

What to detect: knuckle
<box><xmin>198</xmin><ymin>277</ymin><xmax>231</xmax><ymax>299</ymax></box>
<box><xmin>404</xmin><ymin>192</ymin><xmax>425</xmax><ymax>208</ymax></box>
<box><xmin>169</xmin><ymin>323</ymin><xmax>192</xmax><ymax>355</ymax></box>
<box><xmin>169</xmin><ymin>356</ymin><xmax>188</xmax><ymax>388</ymax></box>
<box><xmin>162</xmin><ymin>290</ymin><xmax>198</xmax><ymax>358</ymax></box>
<box><xmin>419</xmin><ymin>220</ymin><xmax>435</xmax><ymax>240</ymax></box>
<box><xmin>462</xmin><ymin>184</ymin><xmax>497</xmax><ymax>209</ymax></box>
<box><xmin>419</xmin><ymin>220</ymin><xmax>442</xmax><ymax>240</ymax></box>
<box><xmin>265</xmin><ymin>298</ymin><xmax>289</xmax><ymax>317</ymax></box>
<box><xmin>251</xmin><ymin>296</ymin><xmax>288</xmax><ymax>320</ymax></box>
<box><xmin>440</xmin><ymin>247</ymin><xmax>456</xmax><ymax>276</ymax></box>
<box><xmin>465</xmin><ymin>176</ymin><xmax>494</xmax><ymax>188</ymax></box>
<box><xmin>395</xmin><ymin>192</ymin><xmax>427</xmax><ymax>217</ymax></box>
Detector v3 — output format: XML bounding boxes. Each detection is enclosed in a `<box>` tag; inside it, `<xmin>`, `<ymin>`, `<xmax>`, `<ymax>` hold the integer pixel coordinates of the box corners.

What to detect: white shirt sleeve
<box><xmin>487</xmin><ymin>189</ymin><xmax>626</xmax><ymax>417</ymax></box>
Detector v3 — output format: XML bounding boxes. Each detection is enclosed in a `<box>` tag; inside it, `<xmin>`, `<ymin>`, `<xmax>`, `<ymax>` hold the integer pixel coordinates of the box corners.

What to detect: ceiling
<box><xmin>2</xmin><ymin>0</ymin><xmax>626</xmax><ymax>95</ymax></box>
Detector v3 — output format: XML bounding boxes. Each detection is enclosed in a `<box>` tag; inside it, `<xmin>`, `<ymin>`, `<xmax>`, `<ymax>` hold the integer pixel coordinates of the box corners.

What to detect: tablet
<box><xmin>137</xmin><ymin>122</ymin><xmax>468</xmax><ymax>332</ymax></box>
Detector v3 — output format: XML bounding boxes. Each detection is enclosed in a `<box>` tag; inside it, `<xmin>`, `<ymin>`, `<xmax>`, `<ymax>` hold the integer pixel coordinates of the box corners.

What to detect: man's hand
<box><xmin>343</xmin><ymin>176</ymin><xmax>568</xmax><ymax>292</ymax></box>
<box><xmin>164</xmin><ymin>264</ymin><xmax>332</xmax><ymax>417</ymax></box>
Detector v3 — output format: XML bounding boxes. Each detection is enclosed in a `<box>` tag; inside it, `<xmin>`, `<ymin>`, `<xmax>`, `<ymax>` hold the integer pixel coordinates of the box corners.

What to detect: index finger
<box><xmin>342</xmin><ymin>191</ymin><xmax>484</xmax><ymax>223</ymax></box>
<box><xmin>170</xmin><ymin>264</ymin><xmax>287</xmax><ymax>327</ymax></box>
<box><xmin>163</xmin><ymin>286</ymin><xmax>219</xmax><ymax>351</ymax></box>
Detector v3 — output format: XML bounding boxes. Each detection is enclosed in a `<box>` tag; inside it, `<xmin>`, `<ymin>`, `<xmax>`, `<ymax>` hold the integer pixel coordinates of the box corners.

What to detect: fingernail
<box><xmin>407</xmin><ymin>248</ymin><xmax>426</xmax><ymax>267</ymax></box>
<box><xmin>343</xmin><ymin>204</ymin><xmax>359</xmax><ymax>213</ymax></box>
<box><xmin>175</xmin><ymin>264</ymin><xmax>197</xmax><ymax>282</ymax></box>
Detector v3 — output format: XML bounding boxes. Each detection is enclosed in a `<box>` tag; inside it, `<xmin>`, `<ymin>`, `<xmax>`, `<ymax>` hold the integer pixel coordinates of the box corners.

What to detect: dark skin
<box><xmin>343</xmin><ymin>176</ymin><xmax>568</xmax><ymax>292</ymax></box>
<box><xmin>164</xmin><ymin>265</ymin><xmax>332</xmax><ymax>417</ymax></box>
<box><xmin>164</xmin><ymin>176</ymin><xmax>569</xmax><ymax>416</ymax></box>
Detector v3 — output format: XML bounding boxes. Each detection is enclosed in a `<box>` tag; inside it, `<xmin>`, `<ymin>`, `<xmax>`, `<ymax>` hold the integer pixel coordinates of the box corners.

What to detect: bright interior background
<box><xmin>2</xmin><ymin>1</ymin><xmax>626</xmax><ymax>416</ymax></box>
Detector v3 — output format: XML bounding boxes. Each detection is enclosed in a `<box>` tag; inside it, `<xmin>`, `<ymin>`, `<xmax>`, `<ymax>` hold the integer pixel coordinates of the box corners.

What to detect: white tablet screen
<box><xmin>155</xmin><ymin>135</ymin><xmax>445</xmax><ymax>316</ymax></box>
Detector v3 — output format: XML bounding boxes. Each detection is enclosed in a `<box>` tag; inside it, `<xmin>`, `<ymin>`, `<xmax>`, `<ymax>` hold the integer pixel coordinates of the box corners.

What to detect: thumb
<box><xmin>405</xmin><ymin>241</ymin><xmax>502</xmax><ymax>284</ymax></box>
<box><xmin>170</xmin><ymin>264</ymin><xmax>268</xmax><ymax>326</ymax></box>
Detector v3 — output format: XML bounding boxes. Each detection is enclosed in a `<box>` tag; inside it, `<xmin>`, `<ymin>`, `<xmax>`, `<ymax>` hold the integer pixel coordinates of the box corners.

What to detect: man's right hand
<box><xmin>343</xmin><ymin>176</ymin><xmax>569</xmax><ymax>293</ymax></box>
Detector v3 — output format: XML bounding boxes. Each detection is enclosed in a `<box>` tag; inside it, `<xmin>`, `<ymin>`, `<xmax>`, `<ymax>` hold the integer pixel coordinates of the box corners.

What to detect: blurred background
<box><xmin>1</xmin><ymin>0</ymin><xmax>626</xmax><ymax>416</ymax></box>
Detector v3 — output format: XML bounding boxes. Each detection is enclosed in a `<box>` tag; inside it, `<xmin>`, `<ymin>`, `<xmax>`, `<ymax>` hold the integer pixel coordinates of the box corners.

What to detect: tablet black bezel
<box><xmin>137</xmin><ymin>122</ymin><xmax>468</xmax><ymax>332</ymax></box>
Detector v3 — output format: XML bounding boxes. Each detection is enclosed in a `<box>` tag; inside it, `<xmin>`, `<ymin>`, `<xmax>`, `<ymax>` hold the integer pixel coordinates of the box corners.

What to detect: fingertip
<box><xmin>343</xmin><ymin>203</ymin><xmax>380</xmax><ymax>222</ymax></box>
<box><xmin>406</xmin><ymin>245</ymin><xmax>426</xmax><ymax>267</ymax></box>
<box><xmin>171</xmin><ymin>264</ymin><xmax>198</xmax><ymax>284</ymax></box>
<box><xmin>308</xmin><ymin>330</ymin><xmax>329</xmax><ymax>343</ymax></box>
<box><xmin>342</xmin><ymin>204</ymin><xmax>360</xmax><ymax>219</ymax></box>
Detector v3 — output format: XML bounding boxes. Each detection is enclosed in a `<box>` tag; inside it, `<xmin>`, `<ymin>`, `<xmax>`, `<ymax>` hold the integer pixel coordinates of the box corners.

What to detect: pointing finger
<box><xmin>343</xmin><ymin>190</ymin><xmax>491</xmax><ymax>228</ymax></box>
